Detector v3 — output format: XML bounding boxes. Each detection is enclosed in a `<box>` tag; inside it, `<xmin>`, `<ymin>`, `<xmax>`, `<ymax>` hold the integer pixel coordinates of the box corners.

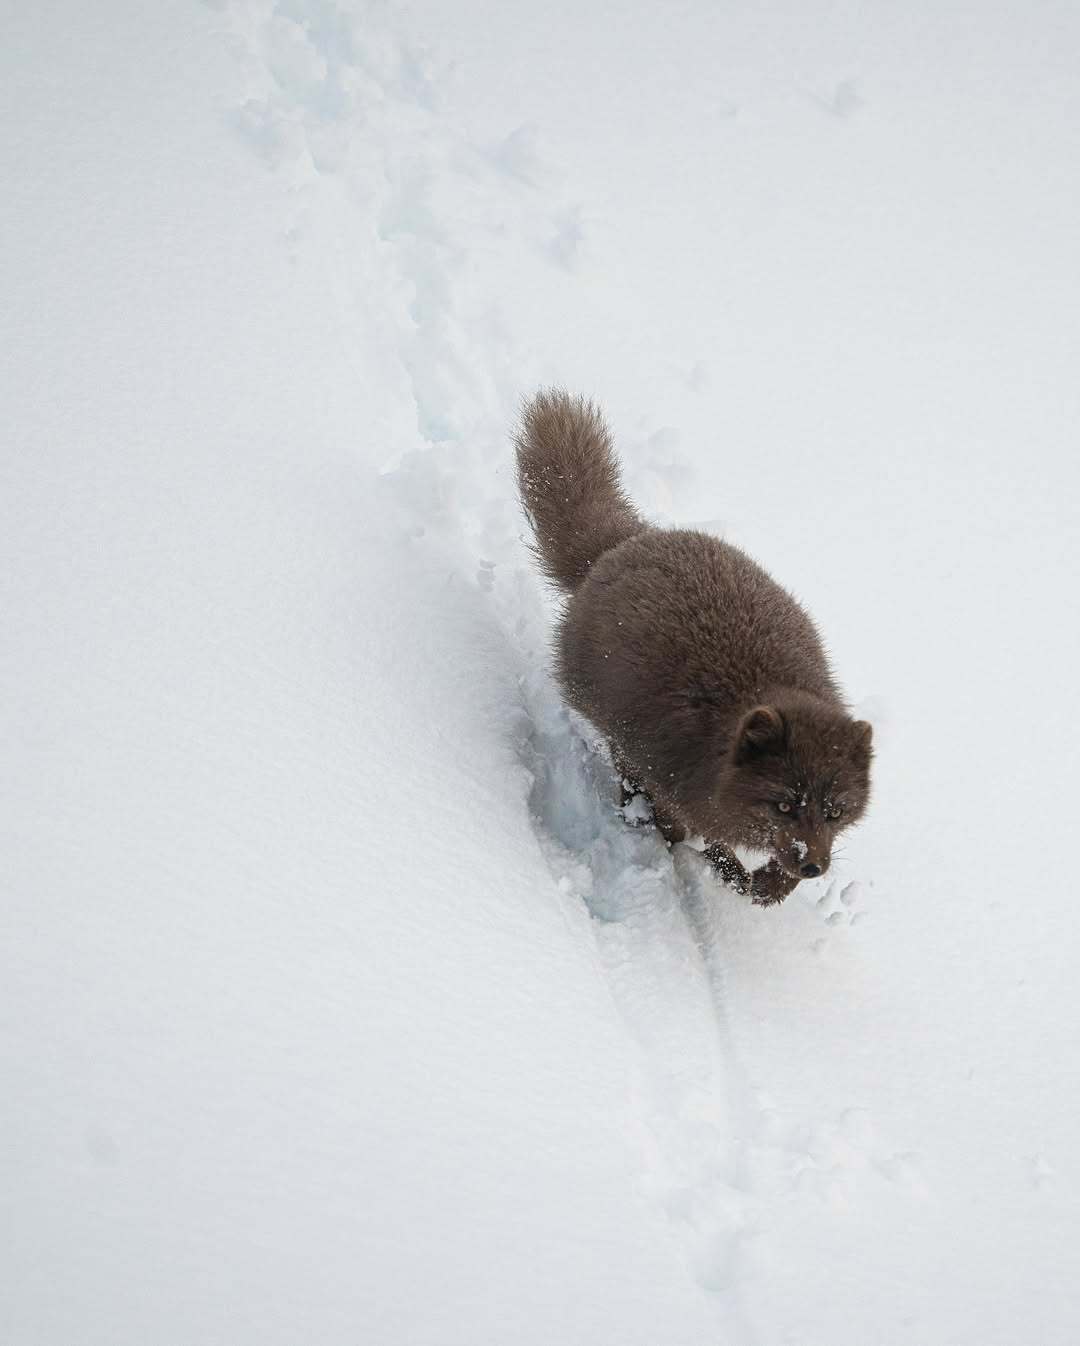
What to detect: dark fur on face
<box><xmin>515</xmin><ymin>390</ymin><xmax>873</xmax><ymax>906</ymax></box>
<box><xmin>711</xmin><ymin>693</ymin><xmax>873</xmax><ymax>880</ymax></box>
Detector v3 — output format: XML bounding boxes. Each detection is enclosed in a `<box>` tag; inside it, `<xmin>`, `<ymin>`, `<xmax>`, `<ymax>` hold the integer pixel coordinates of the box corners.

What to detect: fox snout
<box><xmin>779</xmin><ymin>836</ymin><xmax>831</xmax><ymax>880</ymax></box>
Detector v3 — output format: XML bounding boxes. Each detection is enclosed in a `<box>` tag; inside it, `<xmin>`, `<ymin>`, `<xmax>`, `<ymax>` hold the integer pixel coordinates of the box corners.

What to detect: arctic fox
<box><xmin>515</xmin><ymin>390</ymin><xmax>873</xmax><ymax>906</ymax></box>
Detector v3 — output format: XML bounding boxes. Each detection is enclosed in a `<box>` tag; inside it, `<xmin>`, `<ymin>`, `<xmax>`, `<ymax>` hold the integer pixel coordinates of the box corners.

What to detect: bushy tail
<box><xmin>514</xmin><ymin>390</ymin><xmax>644</xmax><ymax>592</ymax></box>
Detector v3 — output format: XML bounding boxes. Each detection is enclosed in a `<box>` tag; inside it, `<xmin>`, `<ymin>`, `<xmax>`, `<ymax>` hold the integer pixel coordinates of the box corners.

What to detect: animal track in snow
<box><xmin>810</xmin><ymin>872</ymin><xmax>870</xmax><ymax>929</ymax></box>
<box><xmin>511</xmin><ymin>660</ymin><xmax>760</xmax><ymax>1315</ymax></box>
<box><xmin>840</xmin><ymin>880</ymin><xmax>862</xmax><ymax>906</ymax></box>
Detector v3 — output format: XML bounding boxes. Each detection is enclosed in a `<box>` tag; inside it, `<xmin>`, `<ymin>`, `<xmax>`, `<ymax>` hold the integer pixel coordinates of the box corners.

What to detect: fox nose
<box><xmin>800</xmin><ymin>862</ymin><xmax>822</xmax><ymax>878</ymax></box>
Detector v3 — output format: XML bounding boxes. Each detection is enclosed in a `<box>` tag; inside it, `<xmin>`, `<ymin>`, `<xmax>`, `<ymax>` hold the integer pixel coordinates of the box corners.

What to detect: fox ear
<box><xmin>851</xmin><ymin>720</ymin><xmax>874</xmax><ymax>765</ymax></box>
<box><xmin>734</xmin><ymin>706</ymin><xmax>785</xmax><ymax>763</ymax></box>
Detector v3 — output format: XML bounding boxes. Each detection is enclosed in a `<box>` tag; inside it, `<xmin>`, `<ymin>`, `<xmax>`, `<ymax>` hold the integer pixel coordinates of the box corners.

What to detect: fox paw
<box><xmin>750</xmin><ymin>861</ymin><xmax>800</xmax><ymax>907</ymax></box>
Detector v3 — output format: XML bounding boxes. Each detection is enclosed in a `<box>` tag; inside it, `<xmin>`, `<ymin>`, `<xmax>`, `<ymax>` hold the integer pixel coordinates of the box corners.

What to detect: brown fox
<box><xmin>515</xmin><ymin>390</ymin><xmax>873</xmax><ymax>906</ymax></box>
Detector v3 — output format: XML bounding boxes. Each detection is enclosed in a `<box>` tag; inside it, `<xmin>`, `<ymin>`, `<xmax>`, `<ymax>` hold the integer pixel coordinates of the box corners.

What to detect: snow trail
<box><xmin>216</xmin><ymin>0</ymin><xmax>912</xmax><ymax>1319</ymax></box>
<box><xmin>216</xmin><ymin>0</ymin><xmax>780</xmax><ymax>1305</ymax></box>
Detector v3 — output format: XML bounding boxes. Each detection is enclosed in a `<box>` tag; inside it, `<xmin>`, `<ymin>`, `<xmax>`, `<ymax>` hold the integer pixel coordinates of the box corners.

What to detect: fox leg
<box><xmin>704</xmin><ymin>844</ymin><xmax>800</xmax><ymax>906</ymax></box>
<box><xmin>610</xmin><ymin>750</ymin><xmax>686</xmax><ymax>843</ymax></box>
<box><xmin>652</xmin><ymin>808</ymin><xmax>686</xmax><ymax>844</ymax></box>
<box><xmin>611</xmin><ymin>748</ymin><xmax>643</xmax><ymax>805</ymax></box>
<box><xmin>748</xmin><ymin>860</ymin><xmax>801</xmax><ymax>907</ymax></box>
<box><xmin>705</xmin><ymin>842</ymin><xmax>751</xmax><ymax>893</ymax></box>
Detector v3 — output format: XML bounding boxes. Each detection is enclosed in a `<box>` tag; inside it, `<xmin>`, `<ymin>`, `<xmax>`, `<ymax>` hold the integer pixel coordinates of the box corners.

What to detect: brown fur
<box><xmin>515</xmin><ymin>389</ymin><xmax>873</xmax><ymax>906</ymax></box>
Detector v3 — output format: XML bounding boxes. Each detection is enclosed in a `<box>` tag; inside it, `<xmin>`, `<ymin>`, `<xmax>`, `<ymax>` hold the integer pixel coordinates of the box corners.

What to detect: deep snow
<box><xmin>3</xmin><ymin>1</ymin><xmax>1079</xmax><ymax>1343</ymax></box>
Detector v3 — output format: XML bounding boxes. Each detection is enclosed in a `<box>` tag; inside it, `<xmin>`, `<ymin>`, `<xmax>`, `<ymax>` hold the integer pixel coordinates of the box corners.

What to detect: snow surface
<box><xmin>3</xmin><ymin>1</ymin><xmax>1080</xmax><ymax>1342</ymax></box>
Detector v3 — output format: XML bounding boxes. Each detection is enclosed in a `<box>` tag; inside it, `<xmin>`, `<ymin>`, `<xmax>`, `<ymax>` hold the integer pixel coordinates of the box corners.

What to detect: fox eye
<box><xmin>776</xmin><ymin>800</ymin><xmax>792</xmax><ymax>814</ymax></box>
<box><xmin>827</xmin><ymin>805</ymin><xmax>844</xmax><ymax>820</ymax></box>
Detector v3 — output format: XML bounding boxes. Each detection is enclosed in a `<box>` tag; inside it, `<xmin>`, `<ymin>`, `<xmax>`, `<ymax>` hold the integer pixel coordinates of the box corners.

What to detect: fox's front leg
<box><xmin>705</xmin><ymin>846</ymin><xmax>800</xmax><ymax>907</ymax></box>
<box><xmin>749</xmin><ymin>860</ymin><xmax>801</xmax><ymax>907</ymax></box>
<box><xmin>704</xmin><ymin>842</ymin><xmax>752</xmax><ymax>894</ymax></box>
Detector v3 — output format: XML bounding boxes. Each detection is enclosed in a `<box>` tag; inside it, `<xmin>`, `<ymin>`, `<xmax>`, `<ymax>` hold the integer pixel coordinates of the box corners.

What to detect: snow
<box><xmin>733</xmin><ymin>844</ymin><xmax>773</xmax><ymax>873</ymax></box>
<box><xmin>3</xmin><ymin>0</ymin><xmax>1079</xmax><ymax>1342</ymax></box>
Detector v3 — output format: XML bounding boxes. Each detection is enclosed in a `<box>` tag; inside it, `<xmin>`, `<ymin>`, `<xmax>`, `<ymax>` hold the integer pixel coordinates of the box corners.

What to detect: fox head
<box><xmin>709</xmin><ymin>694</ymin><xmax>873</xmax><ymax>880</ymax></box>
